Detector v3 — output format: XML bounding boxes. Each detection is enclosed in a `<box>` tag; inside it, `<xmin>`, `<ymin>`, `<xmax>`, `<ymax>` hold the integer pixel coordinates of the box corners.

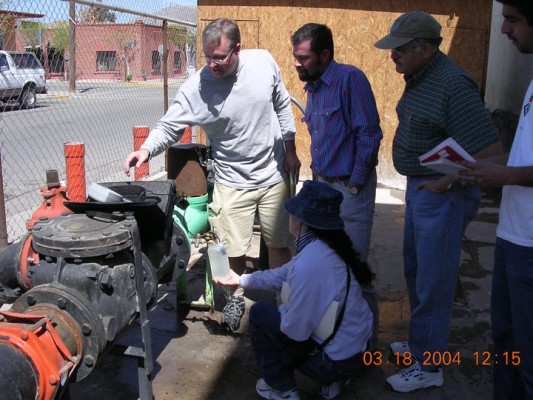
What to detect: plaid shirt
<box><xmin>393</xmin><ymin>51</ymin><xmax>499</xmax><ymax>176</ymax></box>
<box><xmin>303</xmin><ymin>60</ymin><xmax>382</xmax><ymax>185</ymax></box>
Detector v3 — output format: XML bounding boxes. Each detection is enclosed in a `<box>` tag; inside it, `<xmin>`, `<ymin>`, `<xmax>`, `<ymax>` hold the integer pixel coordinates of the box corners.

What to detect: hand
<box><xmin>123</xmin><ymin>149</ymin><xmax>150</xmax><ymax>176</ymax></box>
<box><xmin>459</xmin><ymin>160</ymin><xmax>510</xmax><ymax>187</ymax></box>
<box><xmin>416</xmin><ymin>178</ymin><xmax>451</xmax><ymax>193</ymax></box>
<box><xmin>212</xmin><ymin>269</ymin><xmax>241</xmax><ymax>288</ymax></box>
<box><xmin>284</xmin><ymin>152</ymin><xmax>301</xmax><ymax>183</ymax></box>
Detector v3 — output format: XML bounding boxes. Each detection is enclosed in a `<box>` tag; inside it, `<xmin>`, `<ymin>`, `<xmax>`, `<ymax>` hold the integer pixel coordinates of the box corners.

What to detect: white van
<box><xmin>0</xmin><ymin>50</ymin><xmax>47</xmax><ymax>108</ymax></box>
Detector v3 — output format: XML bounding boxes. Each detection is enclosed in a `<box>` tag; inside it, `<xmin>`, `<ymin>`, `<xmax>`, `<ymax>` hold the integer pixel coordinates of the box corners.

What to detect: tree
<box><xmin>49</xmin><ymin>21</ymin><xmax>69</xmax><ymax>55</ymax></box>
<box><xmin>49</xmin><ymin>21</ymin><xmax>69</xmax><ymax>79</ymax></box>
<box><xmin>0</xmin><ymin>3</ymin><xmax>14</xmax><ymax>46</ymax></box>
<box><xmin>106</xmin><ymin>30</ymin><xmax>138</xmax><ymax>80</ymax></box>
<box><xmin>79</xmin><ymin>1</ymin><xmax>116</xmax><ymax>24</ymax></box>
<box><xmin>19</xmin><ymin>21</ymin><xmax>43</xmax><ymax>49</ymax></box>
<box><xmin>167</xmin><ymin>25</ymin><xmax>196</xmax><ymax>71</ymax></box>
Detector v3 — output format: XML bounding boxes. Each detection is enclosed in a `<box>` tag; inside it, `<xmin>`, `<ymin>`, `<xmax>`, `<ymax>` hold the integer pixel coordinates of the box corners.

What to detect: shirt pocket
<box><xmin>407</xmin><ymin>115</ymin><xmax>444</xmax><ymax>155</ymax></box>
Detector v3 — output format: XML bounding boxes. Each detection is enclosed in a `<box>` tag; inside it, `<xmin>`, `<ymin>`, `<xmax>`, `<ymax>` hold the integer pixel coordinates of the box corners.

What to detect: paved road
<box><xmin>0</xmin><ymin>79</ymin><xmax>181</xmax><ymax>241</ymax></box>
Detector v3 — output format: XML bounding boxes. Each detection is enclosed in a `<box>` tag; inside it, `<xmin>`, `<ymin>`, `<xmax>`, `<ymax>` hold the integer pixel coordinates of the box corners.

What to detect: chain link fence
<box><xmin>0</xmin><ymin>0</ymin><xmax>197</xmax><ymax>244</ymax></box>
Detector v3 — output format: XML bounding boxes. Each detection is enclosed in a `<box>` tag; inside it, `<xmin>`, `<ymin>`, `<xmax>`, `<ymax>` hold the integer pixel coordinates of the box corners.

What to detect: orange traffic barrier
<box><xmin>133</xmin><ymin>126</ymin><xmax>149</xmax><ymax>180</ymax></box>
<box><xmin>64</xmin><ymin>142</ymin><xmax>86</xmax><ymax>202</ymax></box>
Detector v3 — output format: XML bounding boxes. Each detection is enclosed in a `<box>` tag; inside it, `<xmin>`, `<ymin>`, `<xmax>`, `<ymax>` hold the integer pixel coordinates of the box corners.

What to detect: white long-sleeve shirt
<box><xmin>240</xmin><ymin>238</ymin><xmax>372</xmax><ymax>360</ymax></box>
<box><xmin>141</xmin><ymin>49</ymin><xmax>296</xmax><ymax>189</ymax></box>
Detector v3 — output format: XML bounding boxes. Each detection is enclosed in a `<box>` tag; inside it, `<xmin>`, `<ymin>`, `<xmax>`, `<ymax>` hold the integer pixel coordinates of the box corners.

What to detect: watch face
<box><xmin>351</xmin><ymin>187</ymin><xmax>359</xmax><ymax>195</ymax></box>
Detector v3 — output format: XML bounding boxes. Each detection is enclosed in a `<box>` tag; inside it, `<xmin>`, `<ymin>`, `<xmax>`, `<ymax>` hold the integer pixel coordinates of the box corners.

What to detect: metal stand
<box><xmin>115</xmin><ymin>219</ymin><xmax>154</xmax><ymax>400</ymax></box>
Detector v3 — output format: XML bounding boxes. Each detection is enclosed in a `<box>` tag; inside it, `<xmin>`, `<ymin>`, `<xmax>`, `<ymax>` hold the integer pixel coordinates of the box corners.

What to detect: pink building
<box><xmin>70</xmin><ymin>19</ymin><xmax>187</xmax><ymax>81</ymax></box>
<box><xmin>9</xmin><ymin>17</ymin><xmax>188</xmax><ymax>81</ymax></box>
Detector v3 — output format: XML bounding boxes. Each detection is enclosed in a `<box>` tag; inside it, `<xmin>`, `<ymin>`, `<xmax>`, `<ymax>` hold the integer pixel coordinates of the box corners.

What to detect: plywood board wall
<box><xmin>197</xmin><ymin>0</ymin><xmax>493</xmax><ymax>188</ymax></box>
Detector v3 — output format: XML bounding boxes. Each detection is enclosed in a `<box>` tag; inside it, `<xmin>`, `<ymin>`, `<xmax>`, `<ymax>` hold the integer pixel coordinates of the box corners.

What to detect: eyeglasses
<box><xmin>390</xmin><ymin>44</ymin><xmax>413</xmax><ymax>55</ymax></box>
<box><xmin>204</xmin><ymin>48</ymin><xmax>234</xmax><ymax>65</ymax></box>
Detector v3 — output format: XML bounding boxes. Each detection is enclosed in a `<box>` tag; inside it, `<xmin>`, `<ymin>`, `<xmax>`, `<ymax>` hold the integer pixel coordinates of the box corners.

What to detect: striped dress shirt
<box><xmin>303</xmin><ymin>60</ymin><xmax>383</xmax><ymax>185</ymax></box>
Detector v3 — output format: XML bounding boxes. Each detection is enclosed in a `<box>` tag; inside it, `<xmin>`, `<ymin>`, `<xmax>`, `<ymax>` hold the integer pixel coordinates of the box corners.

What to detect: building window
<box><xmin>96</xmin><ymin>51</ymin><xmax>116</xmax><ymax>71</ymax></box>
<box><xmin>151</xmin><ymin>50</ymin><xmax>161</xmax><ymax>75</ymax></box>
<box><xmin>173</xmin><ymin>51</ymin><xmax>181</xmax><ymax>73</ymax></box>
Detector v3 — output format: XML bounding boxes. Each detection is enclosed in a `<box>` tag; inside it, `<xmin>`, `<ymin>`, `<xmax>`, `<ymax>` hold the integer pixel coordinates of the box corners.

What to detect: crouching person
<box><xmin>214</xmin><ymin>180</ymin><xmax>373</xmax><ymax>399</ymax></box>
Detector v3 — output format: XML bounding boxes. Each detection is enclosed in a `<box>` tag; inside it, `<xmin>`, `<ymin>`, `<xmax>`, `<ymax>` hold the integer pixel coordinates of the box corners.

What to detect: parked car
<box><xmin>0</xmin><ymin>50</ymin><xmax>47</xmax><ymax>108</ymax></box>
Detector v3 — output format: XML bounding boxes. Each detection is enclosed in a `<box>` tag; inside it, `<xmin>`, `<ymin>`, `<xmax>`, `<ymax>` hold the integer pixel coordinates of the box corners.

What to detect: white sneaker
<box><xmin>390</xmin><ymin>341</ymin><xmax>411</xmax><ymax>357</ymax></box>
<box><xmin>256</xmin><ymin>378</ymin><xmax>300</xmax><ymax>400</ymax></box>
<box><xmin>386</xmin><ymin>363</ymin><xmax>444</xmax><ymax>393</ymax></box>
<box><xmin>321</xmin><ymin>379</ymin><xmax>350</xmax><ymax>399</ymax></box>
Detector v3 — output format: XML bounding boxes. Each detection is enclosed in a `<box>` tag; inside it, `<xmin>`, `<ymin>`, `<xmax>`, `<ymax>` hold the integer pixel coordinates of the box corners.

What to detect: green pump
<box><xmin>172</xmin><ymin>193</ymin><xmax>210</xmax><ymax>240</ymax></box>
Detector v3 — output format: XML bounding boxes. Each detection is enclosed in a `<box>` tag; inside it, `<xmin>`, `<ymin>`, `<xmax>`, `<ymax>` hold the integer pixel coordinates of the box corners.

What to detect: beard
<box><xmin>296</xmin><ymin>61</ymin><xmax>326</xmax><ymax>82</ymax></box>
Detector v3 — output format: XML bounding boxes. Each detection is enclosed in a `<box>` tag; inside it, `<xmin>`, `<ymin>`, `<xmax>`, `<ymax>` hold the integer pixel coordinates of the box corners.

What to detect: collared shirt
<box><xmin>393</xmin><ymin>51</ymin><xmax>499</xmax><ymax>176</ymax></box>
<box><xmin>302</xmin><ymin>60</ymin><xmax>382</xmax><ymax>185</ymax></box>
<box><xmin>293</xmin><ymin>230</ymin><xmax>317</xmax><ymax>253</ymax></box>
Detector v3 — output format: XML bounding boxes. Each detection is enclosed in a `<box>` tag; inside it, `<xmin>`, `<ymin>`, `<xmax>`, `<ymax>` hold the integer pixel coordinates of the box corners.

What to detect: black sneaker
<box><xmin>221</xmin><ymin>295</ymin><xmax>245</xmax><ymax>332</ymax></box>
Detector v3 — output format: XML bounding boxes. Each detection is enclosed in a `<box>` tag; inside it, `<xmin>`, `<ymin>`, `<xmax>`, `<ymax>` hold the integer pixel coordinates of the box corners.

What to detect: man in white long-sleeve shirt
<box><xmin>124</xmin><ymin>18</ymin><xmax>301</xmax><ymax>332</ymax></box>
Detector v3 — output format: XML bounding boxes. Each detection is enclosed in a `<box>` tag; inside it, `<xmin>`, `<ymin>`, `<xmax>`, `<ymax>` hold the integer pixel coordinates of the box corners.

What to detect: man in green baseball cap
<box><xmin>374</xmin><ymin>10</ymin><xmax>502</xmax><ymax>394</ymax></box>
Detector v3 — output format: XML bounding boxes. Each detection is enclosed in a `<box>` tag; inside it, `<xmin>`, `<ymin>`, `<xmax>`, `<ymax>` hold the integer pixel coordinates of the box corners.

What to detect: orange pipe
<box><xmin>133</xmin><ymin>126</ymin><xmax>149</xmax><ymax>180</ymax></box>
<box><xmin>0</xmin><ymin>311</ymin><xmax>79</xmax><ymax>400</ymax></box>
<box><xmin>64</xmin><ymin>142</ymin><xmax>86</xmax><ymax>202</ymax></box>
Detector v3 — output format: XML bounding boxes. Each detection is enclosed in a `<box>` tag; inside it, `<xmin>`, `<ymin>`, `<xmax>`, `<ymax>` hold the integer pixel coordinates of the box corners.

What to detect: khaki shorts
<box><xmin>208</xmin><ymin>179</ymin><xmax>293</xmax><ymax>257</ymax></box>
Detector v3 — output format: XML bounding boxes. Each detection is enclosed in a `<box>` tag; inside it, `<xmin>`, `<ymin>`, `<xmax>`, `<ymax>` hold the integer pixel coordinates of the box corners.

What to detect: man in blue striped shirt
<box><xmin>291</xmin><ymin>24</ymin><xmax>383</xmax><ymax>352</ymax></box>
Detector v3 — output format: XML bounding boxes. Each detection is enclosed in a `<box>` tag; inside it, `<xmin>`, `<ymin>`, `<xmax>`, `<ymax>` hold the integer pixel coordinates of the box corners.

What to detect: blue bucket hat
<box><xmin>283</xmin><ymin>180</ymin><xmax>344</xmax><ymax>230</ymax></box>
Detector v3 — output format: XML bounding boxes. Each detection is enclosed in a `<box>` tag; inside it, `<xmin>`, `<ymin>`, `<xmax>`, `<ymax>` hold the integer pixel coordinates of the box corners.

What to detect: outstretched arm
<box><xmin>123</xmin><ymin>149</ymin><xmax>150</xmax><ymax>177</ymax></box>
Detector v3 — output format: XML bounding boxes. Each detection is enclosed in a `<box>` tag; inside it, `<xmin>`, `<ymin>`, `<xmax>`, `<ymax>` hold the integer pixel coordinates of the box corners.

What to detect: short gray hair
<box><xmin>202</xmin><ymin>18</ymin><xmax>241</xmax><ymax>50</ymax></box>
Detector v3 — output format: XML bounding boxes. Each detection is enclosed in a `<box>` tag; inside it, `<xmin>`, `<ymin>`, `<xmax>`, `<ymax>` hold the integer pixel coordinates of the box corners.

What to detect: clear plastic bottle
<box><xmin>207</xmin><ymin>242</ymin><xmax>231</xmax><ymax>280</ymax></box>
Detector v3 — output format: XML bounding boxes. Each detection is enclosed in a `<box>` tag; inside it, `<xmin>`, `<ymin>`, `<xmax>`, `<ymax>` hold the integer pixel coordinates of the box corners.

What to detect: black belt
<box><xmin>319</xmin><ymin>175</ymin><xmax>350</xmax><ymax>183</ymax></box>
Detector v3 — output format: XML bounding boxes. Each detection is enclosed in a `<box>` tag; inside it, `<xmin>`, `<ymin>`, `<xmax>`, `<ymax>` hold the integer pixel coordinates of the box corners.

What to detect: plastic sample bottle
<box><xmin>207</xmin><ymin>242</ymin><xmax>231</xmax><ymax>280</ymax></box>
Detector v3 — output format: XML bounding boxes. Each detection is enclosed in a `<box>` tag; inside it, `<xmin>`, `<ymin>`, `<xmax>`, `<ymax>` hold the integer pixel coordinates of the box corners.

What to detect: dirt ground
<box><xmin>66</xmin><ymin>188</ymin><xmax>497</xmax><ymax>400</ymax></box>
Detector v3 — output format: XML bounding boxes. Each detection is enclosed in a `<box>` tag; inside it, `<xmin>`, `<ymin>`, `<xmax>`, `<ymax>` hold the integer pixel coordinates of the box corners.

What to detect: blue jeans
<box><xmin>492</xmin><ymin>237</ymin><xmax>533</xmax><ymax>399</ymax></box>
<box><xmin>404</xmin><ymin>176</ymin><xmax>479</xmax><ymax>368</ymax></box>
<box><xmin>318</xmin><ymin>170</ymin><xmax>379</xmax><ymax>348</ymax></box>
<box><xmin>319</xmin><ymin>169</ymin><xmax>377</xmax><ymax>263</ymax></box>
<box><xmin>249</xmin><ymin>301</ymin><xmax>365</xmax><ymax>392</ymax></box>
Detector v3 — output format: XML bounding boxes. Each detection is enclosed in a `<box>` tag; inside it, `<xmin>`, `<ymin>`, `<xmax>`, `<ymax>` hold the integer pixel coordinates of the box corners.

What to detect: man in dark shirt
<box><xmin>374</xmin><ymin>10</ymin><xmax>501</xmax><ymax>393</ymax></box>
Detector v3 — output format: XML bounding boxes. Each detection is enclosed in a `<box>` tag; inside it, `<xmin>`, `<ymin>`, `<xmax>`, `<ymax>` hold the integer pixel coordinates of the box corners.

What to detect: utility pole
<box><xmin>68</xmin><ymin>0</ymin><xmax>76</xmax><ymax>92</ymax></box>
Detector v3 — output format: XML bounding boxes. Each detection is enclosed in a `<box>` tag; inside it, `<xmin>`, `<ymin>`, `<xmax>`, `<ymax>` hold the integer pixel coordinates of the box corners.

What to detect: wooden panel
<box><xmin>198</xmin><ymin>0</ymin><xmax>494</xmax><ymax>187</ymax></box>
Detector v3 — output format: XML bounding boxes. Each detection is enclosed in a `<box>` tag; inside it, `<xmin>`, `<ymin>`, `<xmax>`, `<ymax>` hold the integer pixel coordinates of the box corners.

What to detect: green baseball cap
<box><xmin>374</xmin><ymin>10</ymin><xmax>442</xmax><ymax>49</ymax></box>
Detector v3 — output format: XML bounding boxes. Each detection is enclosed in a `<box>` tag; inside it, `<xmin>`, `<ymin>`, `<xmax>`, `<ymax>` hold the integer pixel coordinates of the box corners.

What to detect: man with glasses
<box><xmin>124</xmin><ymin>18</ymin><xmax>300</xmax><ymax>333</ymax></box>
<box><xmin>374</xmin><ymin>11</ymin><xmax>501</xmax><ymax>392</ymax></box>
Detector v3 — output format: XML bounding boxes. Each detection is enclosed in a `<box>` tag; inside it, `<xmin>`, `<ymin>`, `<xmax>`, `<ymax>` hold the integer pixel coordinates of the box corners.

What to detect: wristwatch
<box><xmin>348</xmin><ymin>184</ymin><xmax>361</xmax><ymax>195</ymax></box>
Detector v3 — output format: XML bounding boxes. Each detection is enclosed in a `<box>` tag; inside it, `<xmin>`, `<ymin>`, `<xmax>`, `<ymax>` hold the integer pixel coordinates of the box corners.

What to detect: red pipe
<box><xmin>133</xmin><ymin>126</ymin><xmax>150</xmax><ymax>180</ymax></box>
<box><xmin>64</xmin><ymin>142</ymin><xmax>86</xmax><ymax>202</ymax></box>
<box><xmin>0</xmin><ymin>311</ymin><xmax>80</xmax><ymax>400</ymax></box>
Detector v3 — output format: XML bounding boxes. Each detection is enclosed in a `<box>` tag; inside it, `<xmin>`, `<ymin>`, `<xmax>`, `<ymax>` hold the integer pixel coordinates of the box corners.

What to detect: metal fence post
<box><xmin>0</xmin><ymin>151</ymin><xmax>9</xmax><ymax>248</ymax></box>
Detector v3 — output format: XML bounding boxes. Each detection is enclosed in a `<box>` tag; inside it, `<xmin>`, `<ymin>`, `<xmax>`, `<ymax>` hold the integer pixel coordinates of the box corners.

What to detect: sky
<box><xmin>5</xmin><ymin>0</ymin><xmax>197</xmax><ymax>23</ymax></box>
